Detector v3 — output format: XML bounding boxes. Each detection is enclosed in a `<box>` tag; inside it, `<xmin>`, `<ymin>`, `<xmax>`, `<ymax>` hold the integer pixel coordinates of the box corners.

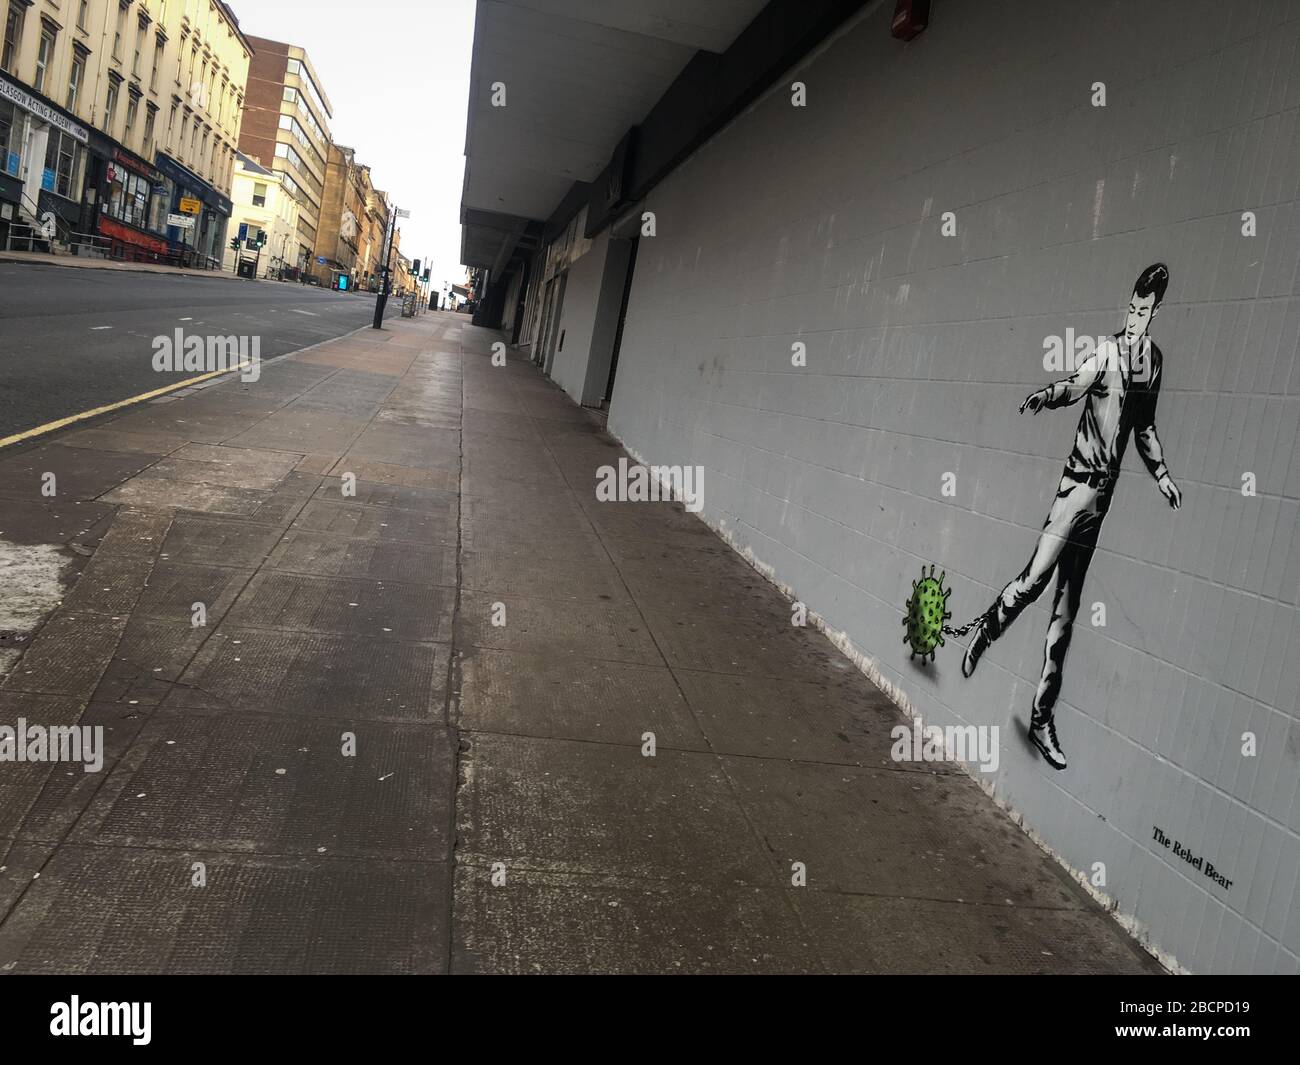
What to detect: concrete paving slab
<box><xmin>461</xmin><ymin>550</ymin><xmax>630</xmax><ymax>603</ymax></box>
<box><xmin>0</xmin><ymin>499</ymin><xmax>129</xmax><ymax>547</ymax></box>
<box><xmin>142</xmin><ymin>456</ymin><xmax>293</xmax><ymax>492</ymax></box>
<box><xmin>327</xmin><ymin>456</ymin><xmax>458</xmax><ymax>491</ymax></box>
<box><xmin>223</xmin><ymin>410</ymin><xmax>369</xmax><ymax>454</ymax></box>
<box><xmin>458</xmin><ymin>646</ymin><xmax>706</xmax><ymax>748</ymax></box>
<box><xmin>107</xmin><ymin>407</ymin><xmax>267</xmax><ymax>444</ymax></box>
<box><xmin>265</xmin><ymin>530</ymin><xmax>458</xmax><ymax>585</ymax></box>
<box><xmin>0</xmin><ymin>846</ymin><xmax>446</xmax><ymax>974</ymax></box>
<box><xmin>0</xmin><ymin>444</ymin><xmax>161</xmax><ymax>502</ymax></box>
<box><xmin>224</xmin><ymin>571</ymin><xmax>454</xmax><ymax>643</ymax></box>
<box><xmin>345</xmin><ymin>423</ymin><xmax>460</xmax><ymax>470</ymax></box>
<box><xmin>674</xmin><ymin>669</ymin><xmax>928</xmax><ymax>769</ymax></box>
<box><xmin>0</xmin><ymin>611</ymin><xmax>124</xmax><ymax>700</ymax></box>
<box><xmin>157</xmin><ymin>514</ymin><xmax>285</xmax><ymax>568</ymax></box>
<box><xmin>618</xmin><ymin>562</ymin><xmax>797</xmax><ymax>617</ymax></box>
<box><xmin>69</xmin><ymin>709</ymin><xmax>454</xmax><ymax>860</ymax></box>
<box><xmin>57</xmin><ymin>426</ymin><xmax>192</xmax><ymax>455</ymax></box>
<box><xmin>719</xmin><ymin>754</ymin><xmax>1077</xmax><ymax>907</ymax></box>
<box><xmin>642</xmin><ymin>606</ymin><xmax>861</xmax><ymax>682</ymax></box>
<box><xmin>452</xmin><ymin>866</ymin><xmax>817</xmax><ymax>974</ymax></box>
<box><xmin>100</xmin><ymin>474</ymin><xmax>268</xmax><ymax>515</ymax></box>
<box><xmin>310</xmin><ymin>478</ymin><xmax>458</xmax><ymax>515</ymax></box>
<box><xmin>459</xmin><ymin>519</ymin><xmax>609</xmax><ymax>562</ymax></box>
<box><xmin>291</xmin><ymin>498</ymin><xmax>455</xmax><ymax>544</ymax></box>
<box><xmin>133</xmin><ymin>561</ymin><xmax>254</xmax><ymax>623</ymax></box>
<box><xmin>167</xmin><ymin>627</ymin><xmax>450</xmax><ymax>722</ymax></box>
<box><xmin>170</xmin><ymin>443</ymin><xmax>301</xmax><ymax>469</ymax></box>
<box><xmin>0</xmin><ymin>696</ymin><xmax>145</xmax><ymax>843</ymax></box>
<box><xmin>95</xmin><ymin>616</ymin><xmax>213</xmax><ymax>706</ymax></box>
<box><xmin>457</xmin><ymin>591</ymin><xmax>661</xmax><ymax>664</ymax></box>
<box><xmin>59</xmin><ymin>554</ymin><xmax>155</xmax><ymax>615</ymax></box>
<box><xmin>790</xmin><ymin>891</ymin><xmax>1163</xmax><ymax>974</ymax></box>
<box><xmin>87</xmin><ymin>507</ymin><xmax>173</xmax><ymax>559</ymax></box>
<box><xmin>240</xmin><ymin>470</ymin><xmax>323</xmax><ymax>526</ymax></box>
<box><xmin>456</xmin><ymin>732</ymin><xmax>771</xmax><ymax>884</ymax></box>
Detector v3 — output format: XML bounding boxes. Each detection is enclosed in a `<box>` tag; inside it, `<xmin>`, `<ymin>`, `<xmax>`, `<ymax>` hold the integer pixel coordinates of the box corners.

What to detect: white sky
<box><xmin>234</xmin><ymin>0</ymin><xmax>476</xmax><ymax>289</ymax></box>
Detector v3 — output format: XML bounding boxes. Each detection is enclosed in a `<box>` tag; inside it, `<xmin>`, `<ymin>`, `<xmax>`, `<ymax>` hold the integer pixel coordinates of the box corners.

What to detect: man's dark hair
<box><xmin>1133</xmin><ymin>262</ymin><xmax>1170</xmax><ymax>307</ymax></box>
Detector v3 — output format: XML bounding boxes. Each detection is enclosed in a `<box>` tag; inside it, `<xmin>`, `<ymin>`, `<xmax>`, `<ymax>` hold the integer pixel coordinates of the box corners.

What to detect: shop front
<box><xmin>82</xmin><ymin>132</ymin><xmax>170</xmax><ymax>260</ymax></box>
<box><xmin>153</xmin><ymin>153</ymin><xmax>232</xmax><ymax>269</ymax></box>
<box><xmin>0</xmin><ymin>70</ymin><xmax>89</xmax><ymax>248</ymax></box>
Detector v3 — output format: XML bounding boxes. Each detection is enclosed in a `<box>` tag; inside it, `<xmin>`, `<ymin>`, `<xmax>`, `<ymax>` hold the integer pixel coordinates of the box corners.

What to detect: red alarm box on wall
<box><xmin>892</xmin><ymin>0</ymin><xmax>931</xmax><ymax>40</ymax></box>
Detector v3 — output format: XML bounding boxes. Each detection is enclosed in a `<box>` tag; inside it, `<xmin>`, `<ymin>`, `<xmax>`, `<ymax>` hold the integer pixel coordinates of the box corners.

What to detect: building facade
<box><xmin>463</xmin><ymin>0</ymin><xmax>1300</xmax><ymax>974</ymax></box>
<box><xmin>312</xmin><ymin>140</ymin><xmax>365</xmax><ymax>287</ymax></box>
<box><xmin>222</xmin><ymin>148</ymin><xmax>295</xmax><ymax>278</ymax></box>
<box><xmin>356</xmin><ymin>175</ymin><xmax>387</xmax><ymax>291</ymax></box>
<box><xmin>1</xmin><ymin>0</ymin><xmax>250</xmax><ymax>262</ymax></box>
<box><xmin>237</xmin><ymin>35</ymin><xmax>331</xmax><ymax>277</ymax></box>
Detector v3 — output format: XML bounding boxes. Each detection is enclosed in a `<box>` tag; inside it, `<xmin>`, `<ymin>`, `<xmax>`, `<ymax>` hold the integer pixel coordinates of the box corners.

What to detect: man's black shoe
<box><xmin>1029</xmin><ymin>713</ymin><xmax>1067</xmax><ymax>770</ymax></box>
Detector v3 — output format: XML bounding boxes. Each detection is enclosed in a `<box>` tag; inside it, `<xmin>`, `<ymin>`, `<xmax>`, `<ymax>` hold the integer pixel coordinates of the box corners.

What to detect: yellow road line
<box><xmin>0</xmin><ymin>361</ymin><xmax>254</xmax><ymax>451</ymax></box>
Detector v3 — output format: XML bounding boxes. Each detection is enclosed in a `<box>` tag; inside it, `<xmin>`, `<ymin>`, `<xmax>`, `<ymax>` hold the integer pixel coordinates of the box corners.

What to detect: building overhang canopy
<box><xmin>460</xmin><ymin>0</ymin><xmax>768</xmax><ymax>270</ymax></box>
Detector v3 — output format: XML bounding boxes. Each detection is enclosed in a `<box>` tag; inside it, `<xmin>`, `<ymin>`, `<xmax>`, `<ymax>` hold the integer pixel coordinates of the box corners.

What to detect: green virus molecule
<box><xmin>903</xmin><ymin>563</ymin><xmax>951</xmax><ymax>662</ymax></box>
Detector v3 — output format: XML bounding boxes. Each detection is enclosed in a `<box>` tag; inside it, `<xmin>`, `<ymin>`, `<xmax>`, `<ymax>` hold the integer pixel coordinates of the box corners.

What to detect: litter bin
<box><xmin>236</xmin><ymin>258</ymin><xmax>257</xmax><ymax>279</ymax></box>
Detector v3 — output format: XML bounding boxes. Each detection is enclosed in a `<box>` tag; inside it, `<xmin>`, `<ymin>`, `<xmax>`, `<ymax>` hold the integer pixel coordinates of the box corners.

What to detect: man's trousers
<box><xmin>983</xmin><ymin>471</ymin><xmax>1112</xmax><ymax>719</ymax></box>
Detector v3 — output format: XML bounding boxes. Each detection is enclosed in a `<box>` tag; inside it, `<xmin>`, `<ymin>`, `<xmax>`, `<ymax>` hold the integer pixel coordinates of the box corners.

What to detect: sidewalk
<box><xmin>0</xmin><ymin>249</ymin><xmax>245</xmax><ymax>280</ymax></box>
<box><xmin>0</xmin><ymin>311</ymin><xmax>1164</xmax><ymax>973</ymax></box>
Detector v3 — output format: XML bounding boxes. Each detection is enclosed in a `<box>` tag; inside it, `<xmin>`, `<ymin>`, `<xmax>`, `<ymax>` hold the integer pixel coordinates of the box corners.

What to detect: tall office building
<box><xmin>237</xmin><ymin>35</ymin><xmax>330</xmax><ymax>276</ymax></box>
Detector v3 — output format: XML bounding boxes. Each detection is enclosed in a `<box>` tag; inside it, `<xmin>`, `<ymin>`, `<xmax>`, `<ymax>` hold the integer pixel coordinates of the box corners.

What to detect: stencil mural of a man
<box><xmin>960</xmin><ymin>263</ymin><xmax>1182</xmax><ymax>770</ymax></box>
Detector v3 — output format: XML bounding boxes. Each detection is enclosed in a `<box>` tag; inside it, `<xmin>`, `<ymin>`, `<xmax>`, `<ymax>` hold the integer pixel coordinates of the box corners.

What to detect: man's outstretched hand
<box><xmin>1019</xmin><ymin>389</ymin><xmax>1049</xmax><ymax>414</ymax></box>
<box><xmin>1158</xmin><ymin>474</ymin><xmax>1182</xmax><ymax>510</ymax></box>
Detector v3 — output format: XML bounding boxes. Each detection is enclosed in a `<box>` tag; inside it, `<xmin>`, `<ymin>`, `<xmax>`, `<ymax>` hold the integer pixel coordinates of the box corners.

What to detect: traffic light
<box><xmin>412</xmin><ymin>258</ymin><xmax>421</xmax><ymax>275</ymax></box>
<box><xmin>254</xmin><ymin>229</ymin><xmax>267</xmax><ymax>249</ymax></box>
<box><xmin>422</xmin><ymin>270</ymin><xmax>430</xmax><ymax>282</ymax></box>
<box><xmin>229</xmin><ymin>237</ymin><xmax>241</xmax><ymax>252</ymax></box>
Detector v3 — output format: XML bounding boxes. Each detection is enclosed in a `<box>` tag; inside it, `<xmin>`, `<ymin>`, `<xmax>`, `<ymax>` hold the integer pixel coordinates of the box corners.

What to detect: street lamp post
<box><xmin>371</xmin><ymin>206</ymin><xmax>409</xmax><ymax>329</ymax></box>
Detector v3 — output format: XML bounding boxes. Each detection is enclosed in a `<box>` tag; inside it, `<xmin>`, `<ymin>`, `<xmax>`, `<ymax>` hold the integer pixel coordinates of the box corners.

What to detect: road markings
<box><xmin>179</xmin><ymin>316</ymin><xmax>193</xmax><ymax>321</ymax></box>
<box><xmin>290</xmin><ymin>309</ymin><xmax>318</xmax><ymax>316</ymax></box>
<box><xmin>90</xmin><ymin>325</ymin><xmax>112</xmax><ymax>330</ymax></box>
<box><xmin>0</xmin><ymin>360</ymin><xmax>255</xmax><ymax>451</ymax></box>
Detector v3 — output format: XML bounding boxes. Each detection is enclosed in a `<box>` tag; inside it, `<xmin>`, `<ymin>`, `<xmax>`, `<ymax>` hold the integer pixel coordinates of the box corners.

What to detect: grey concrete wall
<box><xmin>551</xmin><ymin>231</ymin><xmax>635</xmax><ymax>406</ymax></box>
<box><xmin>606</xmin><ymin>0</ymin><xmax>1300</xmax><ymax>973</ymax></box>
<box><xmin>550</xmin><ymin>231</ymin><xmax>610</xmax><ymax>403</ymax></box>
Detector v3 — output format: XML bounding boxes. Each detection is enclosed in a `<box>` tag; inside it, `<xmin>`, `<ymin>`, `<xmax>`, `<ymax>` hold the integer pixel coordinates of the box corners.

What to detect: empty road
<box><xmin>0</xmin><ymin>263</ymin><xmax>401</xmax><ymax>440</ymax></box>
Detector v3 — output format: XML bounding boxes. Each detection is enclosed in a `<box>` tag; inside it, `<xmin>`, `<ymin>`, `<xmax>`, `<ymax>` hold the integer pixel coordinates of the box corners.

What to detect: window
<box><xmin>43</xmin><ymin>130</ymin><xmax>85</xmax><ymax>200</ymax></box>
<box><xmin>0</xmin><ymin>97</ymin><xmax>18</xmax><ymax>177</ymax></box>
<box><xmin>67</xmin><ymin>52</ymin><xmax>85</xmax><ymax>111</ymax></box>
<box><xmin>2</xmin><ymin>2</ymin><xmax>25</xmax><ymax>74</ymax></box>
<box><xmin>252</xmin><ymin>182</ymin><xmax>266</xmax><ymax>208</ymax></box>
<box><xmin>143</xmin><ymin>104</ymin><xmax>156</xmax><ymax>155</ymax></box>
<box><xmin>106</xmin><ymin>166</ymin><xmax>151</xmax><ymax>229</ymax></box>
<box><xmin>151</xmin><ymin>35</ymin><xmax>162</xmax><ymax>90</ymax></box>
<box><xmin>103</xmin><ymin>79</ymin><xmax>120</xmax><ymax>133</ymax></box>
<box><xmin>125</xmin><ymin>94</ymin><xmax>138</xmax><ymax>138</ymax></box>
<box><xmin>179</xmin><ymin>113</ymin><xmax>189</xmax><ymax>155</ymax></box>
<box><xmin>113</xmin><ymin>4</ymin><xmax>126</xmax><ymax>59</ymax></box>
<box><xmin>78</xmin><ymin>2</ymin><xmax>89</xmax><ymax>32</ymax></box>
<box><xmin>133</xmin><ymin>18</ymin><xmax>145</xmax><ymax>76</ymax></box>
<box><xmin>167</xmin><ymin>102</ymin><xmax>177</xmax><ymax>149</ymax></box>
<box><xmin>35</xmin><ymin>26</ymin><xmax>55</xmax><ymax>93</ymax></box>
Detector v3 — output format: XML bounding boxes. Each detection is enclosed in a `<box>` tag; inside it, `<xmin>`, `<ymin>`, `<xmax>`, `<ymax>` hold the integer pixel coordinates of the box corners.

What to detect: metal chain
<box><xmin>942</xmin><ymin>616</ymin><xmax>983</xmax><ymax>638</ymax></box>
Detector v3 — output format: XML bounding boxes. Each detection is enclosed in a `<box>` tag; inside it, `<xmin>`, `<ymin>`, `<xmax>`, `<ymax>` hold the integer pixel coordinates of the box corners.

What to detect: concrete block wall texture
<box><xmin>551</xmin><ymin>231</ymin><xmax>634</xmax><ymax>406</ymax></box>
<box><xmin>604</xmin><ymin>0</ymin><xmax>1300</xmax><ymax>973</ymax></box>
